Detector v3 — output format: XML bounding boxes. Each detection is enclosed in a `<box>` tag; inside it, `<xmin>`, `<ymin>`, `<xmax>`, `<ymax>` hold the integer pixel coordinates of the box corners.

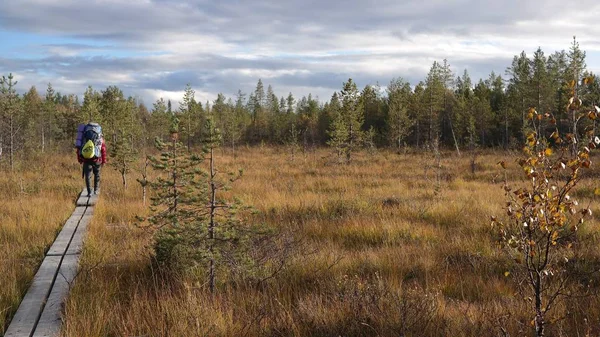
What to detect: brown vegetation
<box><xmin>53</xmin><ymin>147</ymin><xmax>600</xmax><ymax>336</ymax></box>
<box><xmin>2</xmin><ymin>148</ymin><xmax>599</xmax><ymax>336</ymax></box>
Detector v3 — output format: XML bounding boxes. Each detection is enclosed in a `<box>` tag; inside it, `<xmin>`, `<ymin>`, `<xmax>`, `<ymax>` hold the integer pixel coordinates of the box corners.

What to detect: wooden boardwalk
<box><xmin>4</xmin><ymin>189</ymin><xmax>98</xmax><ymax>337</ymax></box>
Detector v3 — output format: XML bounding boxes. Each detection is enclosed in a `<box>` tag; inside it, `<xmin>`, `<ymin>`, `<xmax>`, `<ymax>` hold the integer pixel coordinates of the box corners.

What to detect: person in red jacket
<box><xmin>77</xmin><ymin>136</ymin><xmax>107</xmax><ymax>197</ymax></box>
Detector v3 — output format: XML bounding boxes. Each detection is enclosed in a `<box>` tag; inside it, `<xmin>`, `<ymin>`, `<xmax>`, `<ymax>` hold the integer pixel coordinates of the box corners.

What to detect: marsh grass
<box><xmin>0</xmin><ymin>155</ymin><xmax>81</xmax><ymax>333</ymax></box>
<box><xmin>46</xmin><ymin>148</ymin><xmax>600</xmax><ymax>336</ymax></box>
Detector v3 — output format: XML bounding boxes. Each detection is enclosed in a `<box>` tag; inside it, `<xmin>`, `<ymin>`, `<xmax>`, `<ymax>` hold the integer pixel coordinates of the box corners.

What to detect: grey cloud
<box><xmin>2</xmin><ymin>0</ymin><xmax>594</xmax><ymax>45</ymax></box>
<box><xmin>2</xmin><ymin>0</ymin><xmax>599</xmax><ymax>105</ymax></box>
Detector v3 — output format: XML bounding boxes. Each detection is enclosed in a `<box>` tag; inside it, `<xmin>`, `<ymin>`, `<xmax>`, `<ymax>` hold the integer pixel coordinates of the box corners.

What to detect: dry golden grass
<box><xmin>0</xmin><ymin>156</ymin><xmax>81</xmax><ymax>333</ymax></box>
<box><xmin>41</xmin><ymin>148</ymin><xmax>600</xmax><ymax>336</ymax></box>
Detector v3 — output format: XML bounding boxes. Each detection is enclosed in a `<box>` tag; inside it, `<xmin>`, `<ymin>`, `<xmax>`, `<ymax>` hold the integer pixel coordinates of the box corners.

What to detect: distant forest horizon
<box><xmin>0</xmin><ymin>37</ymin><xmax>597</xmax><ymax>169</ymax></box>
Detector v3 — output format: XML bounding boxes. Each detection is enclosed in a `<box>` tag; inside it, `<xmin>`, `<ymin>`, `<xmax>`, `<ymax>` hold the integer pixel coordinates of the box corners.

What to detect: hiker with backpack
<box><xmin>76</xmin><ymin>122</ymin><xmax>107</xmax><ymax>197</ymax></box>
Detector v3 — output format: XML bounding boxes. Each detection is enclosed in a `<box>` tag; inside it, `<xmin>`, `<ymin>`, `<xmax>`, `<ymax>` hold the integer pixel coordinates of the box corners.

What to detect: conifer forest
<box><xmin>0</xmin><ymin>39</ymin><xmax>594</xmax><ymax>163</ymax></box>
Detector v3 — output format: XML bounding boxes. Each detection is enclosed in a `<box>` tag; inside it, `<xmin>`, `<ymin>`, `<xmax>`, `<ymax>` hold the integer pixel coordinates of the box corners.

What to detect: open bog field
<box><xmin>8</xmin><ymin>147</ymin><xmax>600</xmax><ymax>337</ymax></box>
<box><xmin>0</xmin><ymin>156</ymin><xmax>80</xmax><ymax>333</ymax></box>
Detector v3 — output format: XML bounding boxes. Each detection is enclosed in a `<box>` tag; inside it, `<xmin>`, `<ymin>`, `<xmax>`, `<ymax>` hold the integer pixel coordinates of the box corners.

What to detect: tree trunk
<box><xmin>10</xmin><ymin>114</ymin><xmax>14</xmax><ymax>172</ymax></box>
<box><xmin>172</xmin><ymin>136</ymin><xmax>178</xmax><ymax>215</ymax></box>
<box><xmin>141</xmin><ymin>157</ymin><xmax>148</xmax><ymax>205</ymax></box>
<box><xmin>429</xmin><ymin>90</ymin><xmax>433</xmax><ymax>146</ymax></box>
<box><xmin>142</xmin><ymin>185</ymin><xmax>146</xmax><ymax>206</ymax></box>
<box><xmin>538</xmin><ymin>86</ymin><xmax>542</xmax><ymax>143</ymax></box>
<box><xmin>347</xmin><ymin>123</ymin><xmax>353</xmax><ymax>163</ymax></box>
<box><xmin>121</xmin><ymin>171</ymin><xmax>127</xmax><ymax>188</ymax></box>
<box><xmin>534</xmin><ymin>273</ymin><xmax>545</xmax><ymax>336</ymax></box>
<box><xmin>416</xmin><ymin>120</ymin><xmax>420</xmax><ymax>148</ymax></box>
<box><xmin>187</xmin><ymin>114</ymin><xmax>191</xmax><ymax>153</ymax></box>
<box><xmin>41</xmin><ymin>124</ymin><xmax>45</xmax><ymax>154</ymax></box>
<box><xmin>231</xmin><ymin>134</ymin><xmax>236</xmax><ymax>160</ymax></box>
<box><xmin>504</xmin><ymin>109</ymin><xmax>509</xmax><ymax>149</ymax></box>
<box><xmin>208</xmin><ymin>145</ymin><xmax>216</xmax><ymax>293</ymax></box>
<box><xmin>470</xmin><ymin>134</ymin><xmax>476</xmax><ymax>174</ymax></box>
<box><xmin>449</xmin><ymin>119</ymin><xmax>461</xmax><ymax>157</ymax></box>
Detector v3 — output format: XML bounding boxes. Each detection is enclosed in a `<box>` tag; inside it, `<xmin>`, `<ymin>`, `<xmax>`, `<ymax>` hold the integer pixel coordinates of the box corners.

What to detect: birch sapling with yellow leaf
<box><xmin>492</xmin><ymin>75</ymin><xmax>599</xmax><ymax>337</ymax></box>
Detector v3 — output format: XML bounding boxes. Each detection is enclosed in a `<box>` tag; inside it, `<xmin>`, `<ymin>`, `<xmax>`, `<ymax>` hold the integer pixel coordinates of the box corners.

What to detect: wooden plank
<box><xmin>65</xmin><ymin>214</ymin><xmax>93</xmax><ymax>256</ymax></box>
<box><xmin>75</xmin><ymin>189</ymin><xmax>89</xmax><ymax>207</ymax></box>
<box><xmin>71</xmin><ymin>206</ymin><xmax>86</xmax><ymax>218</ymax></box>
<box><xmin>87</xmin><ymin>192</ymin><xmax>99</xmax><ymax>206</ymax></box>
<box><xmin>46</xmin><ymin>218</ymin><xmax>79</xmax><ymax>256</ymax></box>
<box><xmin>4</xmin><ymin>256</ymin><xmax>61</xmax><ymax>337</ymax></box>
<box><xmin>46</xmin><ymin>206</ymin><xmax>89</xmax><ymax>256</ymax></box>
<box><xmin>5</xmin><ymin>188</ymin><xmax>98</xmax><ymax>337</ymax></box>
<box><xmin>75</xmin><ymin>189</ymin><xmax>99</xmax><ymax>207</ymax></box>
<box><xmin>32</xmin><ymin>255</ymin><xmax>79</xmax><ymax>337</ymax></box>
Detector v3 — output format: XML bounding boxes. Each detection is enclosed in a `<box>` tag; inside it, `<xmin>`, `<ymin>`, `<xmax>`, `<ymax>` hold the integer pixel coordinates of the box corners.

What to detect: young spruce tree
<box><xmin>327</xmin><ymin>79</ymin><xmax>365</xmax><ymax>163</ymax></box>
<box><xmin>111</xmin><ymin>130</ymin><xmax>135</xmax><ymax>188</ymax></box>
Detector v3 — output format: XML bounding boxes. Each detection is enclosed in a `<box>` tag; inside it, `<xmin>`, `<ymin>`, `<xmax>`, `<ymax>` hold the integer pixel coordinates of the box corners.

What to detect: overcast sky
<box><xmin>1</xmin><ymin>0</ymin><xmax>600</xmax><ymax>107</ymax></box>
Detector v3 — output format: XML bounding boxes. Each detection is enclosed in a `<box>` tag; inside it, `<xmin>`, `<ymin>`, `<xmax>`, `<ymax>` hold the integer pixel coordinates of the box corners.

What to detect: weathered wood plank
<box><xmin>46</xmin><ymin>219</ymin><xmax>79</xmax><ymax>256</ymax></box>
<box><xmin>75</xmin><ymin>189</ymin><xmax>89</xmax><ymax>207</ymax></box>
<box><xmin>32</xmin><ymin>255</ymin><xmax>79</xmax><ymax>337</ymax></box>
<box><xmin>5</xmin><ymin>189</ymin><xmax>98</xmax><ymax>337</ymax></box>
<box><xmin>65</xmin><ymin>214</ymin><xmax>93</xmax><ymax>256</ymax></box>
<box><xmin>87</xmin><ymin>192</ymin><xmax>99</xmax><ymax>206</ymax></box>
<box><xmin>75</xmin><ymin>188</ymin><xmax>99</xmax><ymax>206</ymax></box>
<box><xmin>71</xmin><ymin>206</ymin><xmax>86</xmax><ymax>218</ymax></box>
<box><xmin>46</xmin><ymin>206</ymin><xmax>89</xmax><ymax>256</ymax></box>
<box><xmin>4</xmin><ymin>256</ymin><xmax>61</xmax><ymax>337</ymax></box>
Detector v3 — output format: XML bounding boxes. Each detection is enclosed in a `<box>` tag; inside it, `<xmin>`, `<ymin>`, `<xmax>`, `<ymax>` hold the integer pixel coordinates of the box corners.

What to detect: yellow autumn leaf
<box><xmin>584</xmin><ymin>76</ymin><xmax>594</xmax><ymax>85</ymax></box>
<box><xmin>545</xmin><ymin>148</ymin><xmax>553</xmax><ymax>156</ymax></box>
<box><xmin>504</xmin><ymin>271</ymin><xmax>510</xmax><ymax>277</ymax></box>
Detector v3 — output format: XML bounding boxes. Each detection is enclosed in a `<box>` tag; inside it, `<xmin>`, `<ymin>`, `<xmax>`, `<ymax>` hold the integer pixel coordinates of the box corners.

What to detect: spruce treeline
<box><xmin>0</xmin><ymin>39</ymin><xmax>597</xmax><ymax>170</ymax></box>
<box><xmin>0</xmin><ymin>81</ymin><xmax>150</xmax><ymax>171</ymax></box>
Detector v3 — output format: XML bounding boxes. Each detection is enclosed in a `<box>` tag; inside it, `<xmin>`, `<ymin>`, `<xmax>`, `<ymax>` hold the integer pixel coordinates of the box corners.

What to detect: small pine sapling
<box><xmin>492</xmin><ymin>76</ymin><xmax>599</xmax><ymax>337</ymax></box>
<box><xmin>142</xmin><ymin>116</ymin><xmax>206</xmax><ymax>271</ymax></box>
<box><xmin>327</xmin><ymin>79</ymin><xmax>365</xmax><ymax>164</ymax></box>
<box><xmin>111</xmin><ymin>130</ymin><xmax>136</xmax><ymax>188</ymax></box>
<box><xmin>286</xmin><ymin>123</ymin><xmax>301</xmax><ymax>161</ymax></box>
<box><xmin>142</xmin><ymin>115</ymin><xmax>268</xmax><ymax>292</ymax></box>
<box><xmin>363</xmin><ymin>126</ymin><xmax>377</xmax><ymax>155</ymax></box>
<box><xmin>327</xmin><ymin>113</ymin><xmax>349</xmax><ymax>164</ymax></box>
<box><xmin>423</xmin><ymin>137</ymin><xmax>444</xmax><ymax>196</ymax></box>
<box><xmin>202</xmin><ymin>116</ymin><xmax>268</xmax><ymax>292</ymax></box>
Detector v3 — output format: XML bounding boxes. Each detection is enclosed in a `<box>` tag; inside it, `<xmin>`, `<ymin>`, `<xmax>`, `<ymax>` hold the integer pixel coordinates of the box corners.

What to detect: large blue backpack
<box><xmin>77</xmin><ymin>123</ymin><xmax>103</xmax><ymax>160</ymax></box>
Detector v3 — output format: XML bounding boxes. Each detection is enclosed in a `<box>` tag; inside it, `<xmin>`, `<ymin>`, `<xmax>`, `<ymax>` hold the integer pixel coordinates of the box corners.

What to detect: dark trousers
<box><xmin>83</xmin><ymin>162</ymin><xmax>101</xmax><ymax>194</ymax></box>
